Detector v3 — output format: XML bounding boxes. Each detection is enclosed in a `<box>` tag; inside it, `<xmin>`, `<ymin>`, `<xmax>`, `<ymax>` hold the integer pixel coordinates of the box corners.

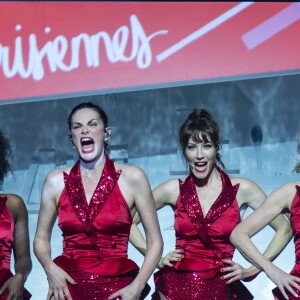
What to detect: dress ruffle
<box><xmin>54</xmin><ymin>255</ymin><xmax>139</xmax><ymax>275</ymax></box>
<box><xmin>172</xmin><ymin>251</ymin><xmax>233</xmax><ymax>278</ymax></box>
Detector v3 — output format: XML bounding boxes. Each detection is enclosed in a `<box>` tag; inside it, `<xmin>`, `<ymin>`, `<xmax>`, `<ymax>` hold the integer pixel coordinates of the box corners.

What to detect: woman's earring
<box><xmin>104</xmin><ymin>132</ymin><xmax>110</xmax><ymax>139</ymax></box>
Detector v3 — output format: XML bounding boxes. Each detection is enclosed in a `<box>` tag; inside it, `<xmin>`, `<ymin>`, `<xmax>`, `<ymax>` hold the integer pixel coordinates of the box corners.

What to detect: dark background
<box><xmin>1</xmin><ymin>74</ymin><xmax>299</xmax><ymax>170</ymax></box>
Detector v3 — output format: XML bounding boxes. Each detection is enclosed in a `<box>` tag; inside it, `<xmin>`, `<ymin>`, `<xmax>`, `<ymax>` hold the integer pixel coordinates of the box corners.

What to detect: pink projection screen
<box><xmin>0</xmin><ymin>2</ymin><xmax>299</xmax><ymax>102</ymax></box>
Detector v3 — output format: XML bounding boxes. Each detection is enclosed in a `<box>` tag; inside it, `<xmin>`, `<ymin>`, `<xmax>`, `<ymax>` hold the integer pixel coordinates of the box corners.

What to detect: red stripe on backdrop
<box><xmin>0</xmin><ymin>2</ymin><xmax>299</xmax><ymax>102</ymax></box>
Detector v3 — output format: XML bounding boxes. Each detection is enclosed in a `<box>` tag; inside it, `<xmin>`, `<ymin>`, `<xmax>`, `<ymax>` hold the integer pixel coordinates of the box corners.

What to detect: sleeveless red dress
<box><xmin>153</xmin><ymin>168</ymin><xmax>253</xmax><ymax>300</ymax></box>
<box><xmin>0</xmin><ymin>196</ymin><xmax>31</xmax><ymax>300</ymax></box>
<box><xmin>54</xmin><ymin>157</ymin><xmax>149</xmax><ymax>299</ymax></box>
<box><xmin>273</xmin><ymin>185</ymin><xmax>300</xmax><ymax>300</ymax></box>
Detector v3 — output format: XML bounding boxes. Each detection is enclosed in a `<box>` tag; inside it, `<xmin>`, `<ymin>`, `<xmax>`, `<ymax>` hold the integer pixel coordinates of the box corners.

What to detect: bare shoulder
<box><xmin>5</xmin><ymin>193</ymin><xmax>25</xmax><ymax>208</ymax></box>
<box><xmin>274</xmin><ymin>181</ymin><xmax>300</xmax><ymax>199</ymax></box>
<box><xmin>2</xmin><ymin>193</ymin><xmax>27</xmax><ymax>220</ymax></box>
<box><xmin>114</xmin><ymin>162</ymin><xmax>147</xmax><ymax>185</ymax></box>
<box><xmin>44</xmin><ymin>167</ymin><xmax>70</xmax><ymax>190</ymax></box>
<box><xmin>230</xmin><ymin>176</ymin><xmax>262</xmax><ymax>193</ymax></box>
<box><xmin>230</xmin><ymin>176</ymin><xmax>266</xmax><ymax>207</ymax></box>
<box><xmin>42</xmin><ymin>167</ymin><xmax>71</xmax><ymax>204</ymax></box>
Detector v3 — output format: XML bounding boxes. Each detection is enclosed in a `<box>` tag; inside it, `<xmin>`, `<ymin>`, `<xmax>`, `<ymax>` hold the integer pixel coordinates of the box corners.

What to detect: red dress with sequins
<box><xmin>153</xmin><ymin>168</ymin><xmax>253</xmax><ymax>300</ymax></box>
<box><xmin>0</xmin><ymin>196</ymin><xmax>31</xmax><ymax>300</ymax></box>
<box><xmin>53</xmin><ymin>157</ymin><xmax>148</xmax><ymax>300</ymax></box>
<box><xmin>273</xmin><ymin>185</ymin><xmax>300</xmax><ymax>300</ymax></box>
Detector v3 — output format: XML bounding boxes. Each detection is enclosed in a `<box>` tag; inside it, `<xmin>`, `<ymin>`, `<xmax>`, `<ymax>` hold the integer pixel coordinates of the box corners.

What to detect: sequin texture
<box><xmin>63</xmin><ymin>157</ymin><xmax>121</xmax><ymax>252</ymax></box>
<box><xmin>54</xmin><ymin>156</ymin><xmax>142</xmax><ymax>296</ymax></box>
<box><xmin>67</xmin><ymin>270</ymin><xmax>133</xmax><ymax>300</ymax></box>
<box><xmin>179</xmin><ymin>168</ymin><xmax>239</xmax><ymax>246</ymax></box>
<box><xmin>155</xmin><ymin>267</ymin><xmax>232</xmax><ymax>300</ymax></box>
<box><xmin>155</xmin><ymin>167</ymin><xmax>253</xmax><ymax>299</ymax></box>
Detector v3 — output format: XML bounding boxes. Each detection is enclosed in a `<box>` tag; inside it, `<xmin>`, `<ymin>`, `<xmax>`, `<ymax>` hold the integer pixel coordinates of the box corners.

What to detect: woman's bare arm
<box><xmin>109</xmin><ymin>166</ymin><xmax>163</xmax><ymax>300</ymax></box>
<box><xmin>231</xmin><ymin>182</ymin><xmax>299</xmax><ymax>299</ymax></box>
<box><xmin>129</xmin><ymin>179</ymin><xmax>177</xmax><ymax>254</ymax></box>
<box><xmin>33</xmin><ymin>170</ymin><xmax>76</xmax><ymax>300</ymax></box>
<box><xmin>0</xmin><ymin>194</ymin><xmax>32</xmax><ymax>298</ymax></box>
<box><xmin>236</xmin><ymin>179</ymin><xmax>292</xmax><ymax>267</ymax></box>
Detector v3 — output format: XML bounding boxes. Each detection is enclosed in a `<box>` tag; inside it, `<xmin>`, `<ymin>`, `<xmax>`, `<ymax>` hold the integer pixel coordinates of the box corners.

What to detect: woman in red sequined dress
<box><xmin>231</xmin><ymin>136</ymin><xmax>300</xmax><ymax>299</ymax></box>
<box><xmin>34</xmin><ymin>102</ymin><xmax>163</xmax><ymax>300</ymax></box>
<box><xmin>130</xmin><ymin>109</ymin><xmax>292</xmax><ymax>300</ymax></box>
<box><xmin>0</xmin><ymin>130</ymin><xmax>32</xmax><ymax>300</ymax></box>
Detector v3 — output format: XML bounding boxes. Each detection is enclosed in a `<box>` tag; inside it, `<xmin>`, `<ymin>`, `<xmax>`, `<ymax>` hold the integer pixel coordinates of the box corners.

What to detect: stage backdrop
<box><xmin>0</xmin><ymin>2</ymin><xmax>299</xmax><ymax>103</ymax></box>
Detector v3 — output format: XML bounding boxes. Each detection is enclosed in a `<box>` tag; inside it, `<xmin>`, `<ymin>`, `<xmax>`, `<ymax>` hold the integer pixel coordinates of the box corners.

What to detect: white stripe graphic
<box><xmin>156</xmin><ymin>2</ymin><xmax>254</xmax><ymax>62</ymax></box>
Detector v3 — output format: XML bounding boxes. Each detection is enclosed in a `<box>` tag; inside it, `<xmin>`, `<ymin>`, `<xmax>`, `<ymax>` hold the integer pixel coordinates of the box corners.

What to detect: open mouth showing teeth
<box><xmin>81</xmin><ymin>137</ymin><xmax>94</xmax><ymax>146</ymax></box>
<box><xmin>81</xmin><ymin>137</ymin><xmax>94</xmax><ymax>153</ymax></box>
<box><xmin>195</xmin><ymin>162</ymin><xmax>206</xmax><ymax>167</ymax></box>
<box><xmin>194</xmin><ymin>162</ymin><xmax>207</xmax><ymax>172</ymax></box>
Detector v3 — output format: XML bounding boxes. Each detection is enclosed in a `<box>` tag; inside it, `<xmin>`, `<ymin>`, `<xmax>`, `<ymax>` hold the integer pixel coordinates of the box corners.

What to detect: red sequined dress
<box><xmin>53</xmin><ymin>157</ymin><xmax>148</xmax><ymax>300</ymax></box>
<box><xmin>0</xmin><ymin>196</ymin><xmax>31</xmax><ymax>300</ymax></box>
<box><xmin>273</xmin><ymin>185</ymin><xmax>300</xmax><ymax>300</ymax></box>
<box><xmin>153</xmin><ymin>168</ymin><xmax>253</xmax><ymax>300</ymax></box>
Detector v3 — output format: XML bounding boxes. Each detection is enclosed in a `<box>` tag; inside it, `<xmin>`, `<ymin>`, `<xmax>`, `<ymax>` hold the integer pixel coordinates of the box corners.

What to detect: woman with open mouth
<box><xmin>34</xmin><ymin>102</ymin><xmax>163</xmax><ymax>300</ymax></box>
<box><xmin>130</xmin><ymin>108</ymin><xmax>291</xmax><ymax>300</ymax></box>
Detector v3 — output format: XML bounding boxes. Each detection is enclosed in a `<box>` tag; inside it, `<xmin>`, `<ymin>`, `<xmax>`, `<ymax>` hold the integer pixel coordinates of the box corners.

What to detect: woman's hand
<box><xmin>0</xmin><ymin>273</ymin><xmax>25</xmax><ymax>300</ymax></box>
<box><xmin>158</xmin><ymin>249</ymin><xmax>184</xmax><ymax>268</ymax></box>
<box><xmin>266</xmin><ymin>265</ymin><xmax>300</xmax><ymax>300</ymax></box>
<box><xmin>241</xmin><ymin>265</ymin><xmax>261</xmax><ymax>282</ymax></box>
<box><xmin>45</xmin><ymin>262</ymin><xmax>76</xmax><ymax>300</ymax></box>
<box><xmin>220</xmin><ymin>259</ymin><xmax>252</xmax><ymax>284</ymax></box>
<box><xmin>108</xmin><ymin>280</ymin><xmax>144</xmax><ymax>300</ymax></box>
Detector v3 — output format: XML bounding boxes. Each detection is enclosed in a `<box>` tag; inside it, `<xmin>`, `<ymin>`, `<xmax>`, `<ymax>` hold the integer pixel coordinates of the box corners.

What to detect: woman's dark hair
<box><xmin>293</xmin><ymin>133</ymin><xmax>300</xmax><ymax>173</ymax></box>
<box><xmin>67</xmin><ymin>102</ymin><xmax>109</xmax><ymax>153</ymax></box>
<box><xmin>67</xmin><ymin>102</ymin><xmax>108</xmax><ymax>130</ymax></box>
<box><xmin>0</xmin><ymin>130</ymin><xmax>11</xmax><ymax>188</ymax></box>
<box><xmin>179</xmin><ymin>109</ymin><xmax>225</xmax><ymax>169</ymax></box>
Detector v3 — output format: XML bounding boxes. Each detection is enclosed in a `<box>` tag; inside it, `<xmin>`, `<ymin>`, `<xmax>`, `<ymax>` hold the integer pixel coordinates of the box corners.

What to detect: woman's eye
<box><xmin>187</xmin><ymin>145</ymin><xmax>196</xmax><ymax>150</ymax></box>
<box><xmin>203</xmin><ymin>144</ymin><xmax>213</xmax><ymax>149</ymax></box>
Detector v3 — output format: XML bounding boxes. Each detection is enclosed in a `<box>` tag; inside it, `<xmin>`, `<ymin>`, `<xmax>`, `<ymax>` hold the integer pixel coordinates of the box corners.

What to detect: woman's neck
<box><xmin>193</xmin><ymin>166</ymin><xmax>221</xmax><ymax>189</ymax></box>
<box><xmin>79</xmin><ymin>151</ymin><xmax>106</xmax><ymax>173</ymax></box>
